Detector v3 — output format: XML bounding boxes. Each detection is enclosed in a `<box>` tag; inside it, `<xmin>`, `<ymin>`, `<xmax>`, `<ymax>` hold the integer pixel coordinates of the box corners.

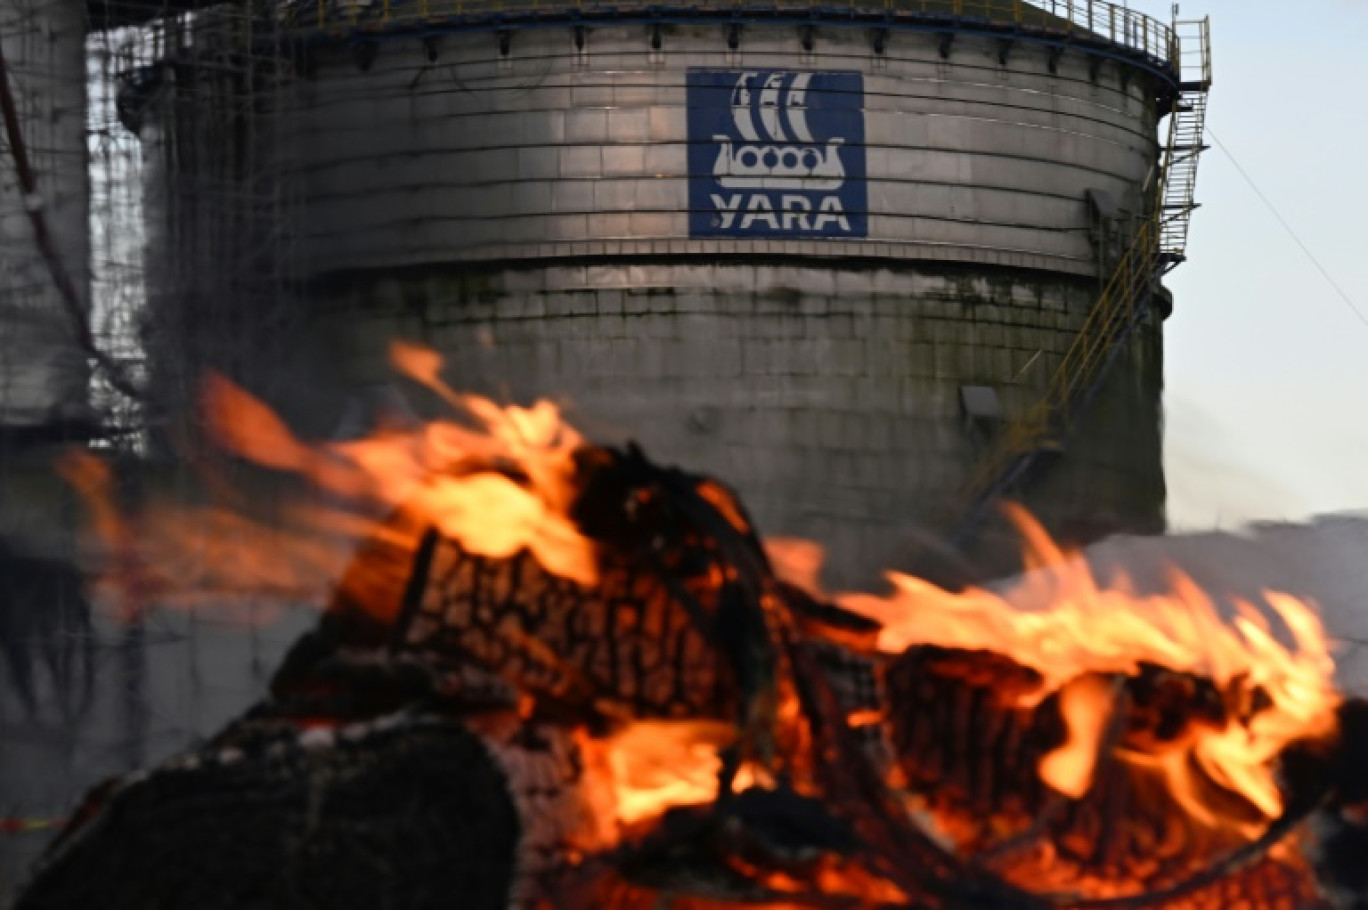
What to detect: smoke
<box><xmin>1164</xmin><ymin>398</ymin><xmax>1309</xmax><ymax>530</ymax></box>
<box><xmin>1080</xmin><ymin>514</ymin><xmax>1368</xmax><ymax>695</ymax></box>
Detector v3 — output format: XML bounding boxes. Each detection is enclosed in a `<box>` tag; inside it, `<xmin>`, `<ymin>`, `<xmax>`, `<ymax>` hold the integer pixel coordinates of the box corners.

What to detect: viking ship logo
<box><xmin>686</xmin><ymin>68</ymin><xmax>866</xmax><ymax>238</ymax></box>
<box><xmin>713</xmin><ymin>72</ymin><xmax>846</xmax><ymax>191</ymax></box>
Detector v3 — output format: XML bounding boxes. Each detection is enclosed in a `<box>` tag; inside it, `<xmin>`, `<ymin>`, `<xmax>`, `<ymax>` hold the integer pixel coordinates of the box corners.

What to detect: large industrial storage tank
<box><xmin>141</xmin><ymin>0</ymin><xmax>1190</xmax><ymax>585</ymax></box>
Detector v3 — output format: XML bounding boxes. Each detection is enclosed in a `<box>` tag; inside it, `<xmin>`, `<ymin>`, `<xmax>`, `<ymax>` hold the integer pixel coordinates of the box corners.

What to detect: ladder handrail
<box><xmin>954</xmin><ymin>217</ymin><xmax>1160</xmax><ymax>518</ymax></box>
<box><xmin>949</xmin><ymin>15</ymin><xmax>1211</xmax><ymax>543</ymax></box>
<box><xmin>1158</xmin><ymin>18</ymin><xmax>1211</xmax><ymax>265</ymax></box>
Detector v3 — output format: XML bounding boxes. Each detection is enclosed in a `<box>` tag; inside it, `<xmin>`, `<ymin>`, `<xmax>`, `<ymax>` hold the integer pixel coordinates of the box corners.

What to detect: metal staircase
<box><xmin>1159</xmin><ymin>17</ymin><xmax>1214</xmax><ymax>267</ymax></box>
<box><xmin>948</xmin><ymin>17</ymin><xmax>1211</xmax><ymax>546</ymax></box>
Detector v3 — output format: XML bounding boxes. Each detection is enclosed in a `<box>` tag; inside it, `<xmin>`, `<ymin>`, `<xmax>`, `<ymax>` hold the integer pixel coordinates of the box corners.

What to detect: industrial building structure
<box><xmin>0</xmin><ymin>0</ymin><xmax>1210</xmax><ymax>895</ymax></box>
<box><xmin>2</xmin><ymin>0</ymin><xmax>1214</xmax><ymax>581</ymax></box>
<box><xmin>134</xmin><ymin>0</ymin><xmax>1210</xmax><ymax>583</ymax></box>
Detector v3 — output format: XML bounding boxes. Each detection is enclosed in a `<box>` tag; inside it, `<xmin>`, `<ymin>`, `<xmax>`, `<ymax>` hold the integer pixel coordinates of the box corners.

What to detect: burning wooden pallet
<box><xmin>17</xmin><ymin>354</ymin><xmax>1368</xmax><ymax>909</ymax></box>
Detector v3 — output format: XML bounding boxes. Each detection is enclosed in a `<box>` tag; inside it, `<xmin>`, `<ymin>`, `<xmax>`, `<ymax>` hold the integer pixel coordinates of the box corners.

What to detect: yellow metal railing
<box><xmin>308</xmin><ymin>0</ymin><xmax>1176</xmax><ymax>68</ymax></box>
<box><xmin>954</xmin><ymin>216</ymin><xmax>1161</xmax><ymax>520</ymax></box>
<box><xmin>949</xmin><ymin>15</ymin><xmax>1211</xmax><ymax>540</ymax></box>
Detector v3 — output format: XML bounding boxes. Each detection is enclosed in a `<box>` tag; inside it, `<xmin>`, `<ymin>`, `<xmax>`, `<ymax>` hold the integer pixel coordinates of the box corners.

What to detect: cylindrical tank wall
<box><xmin>145</xmin><ymin>13</ymin><xmax>1171</xmax><ymax>584</ymax></box>
<box><xmin>288</xmin><ymin>24</ymin><xmax>1158</xmax><ymax>278</ymax></box>
<box><xmin>314</xmin><ymin>260</ymin><xmax>1163</xmax><ymax>586</ymax></box>
<box><xmin>0</xmin><ymin>0</ymin><xmax>89</xmax><ymax>430</ymax></box>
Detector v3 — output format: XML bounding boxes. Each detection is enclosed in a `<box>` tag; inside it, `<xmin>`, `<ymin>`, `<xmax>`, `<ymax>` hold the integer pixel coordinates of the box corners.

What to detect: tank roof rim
<box><xmin>282</xmin><ymin>9</ymin><xmax>1179</xmax><ymax>89</ymax></box>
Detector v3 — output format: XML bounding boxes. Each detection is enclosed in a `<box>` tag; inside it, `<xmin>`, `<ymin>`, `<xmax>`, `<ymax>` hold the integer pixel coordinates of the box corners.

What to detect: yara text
<box><xmin>710</xmin><ymin>193</ymin><xmax>853</xmax><ymax>233</ymax></box>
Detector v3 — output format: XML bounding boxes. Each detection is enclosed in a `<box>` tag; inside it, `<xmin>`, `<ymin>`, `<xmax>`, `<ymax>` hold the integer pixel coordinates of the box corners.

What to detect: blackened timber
<box><xmin>15</xmin><ymin>720</ymin><xmax>520</xmax><ymax>910</ymax></box>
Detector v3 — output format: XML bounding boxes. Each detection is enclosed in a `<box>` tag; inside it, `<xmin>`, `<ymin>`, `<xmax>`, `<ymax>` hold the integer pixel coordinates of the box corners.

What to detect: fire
<box><xmin>593</xmin><ymin>721</ymin><xmax>754</xmax><ymax>826</ymax></box>
<box><xmin>764</xmin><ymin>537</ymin><xmax>829</xmax><ymax>599</ymax></box>
<box><xmin>55</xmin><ymin>450</ymin><xmax>150</xmax><ymax>622</ymax></box>
<box><xmin>53</xmin><ymin>343</ymin><xmax>1347</xmax><ymax>904</ymax></box>
<box><xmin>1037</xmin><ymin>673</ymin><xmax>1117</xmax><ymax>799</ymax></box>
<box><xmin>62</xmin><ymin>345</ymin><xmax>601</xmax><ymax>620</ymax></box>
<box><xmin>838</xmin><ymin>505</ymin><xmax>1339</xmax><ymax>829</ymax></box>
<box><xmin>205</xmin><ymin>340</ymin><xmax>596</xmax><ymax>586</ymax></box>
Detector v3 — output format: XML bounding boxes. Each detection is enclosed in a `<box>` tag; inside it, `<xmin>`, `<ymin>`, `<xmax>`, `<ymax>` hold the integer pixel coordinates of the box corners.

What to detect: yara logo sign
<box><xmin>688</xmin><ymin>70</ymin><xmax>866</xmax><ymax>238</ymax></box>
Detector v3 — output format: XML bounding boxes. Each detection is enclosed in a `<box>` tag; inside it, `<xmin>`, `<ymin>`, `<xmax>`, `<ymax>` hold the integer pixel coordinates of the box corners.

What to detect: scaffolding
<box><xmin>1</xmin><ymin>4</ymin><xmax>305</xmax><ymax>900</ymax></box>
<box><xmin>87</xmin><ymin>22</ymin><xmax>157</xmax><ymax>448</ymax></box>
<box><xmin>0</xmin><ymin>0</ymin><xmax>92</xmax><ymax>440</ymax></box>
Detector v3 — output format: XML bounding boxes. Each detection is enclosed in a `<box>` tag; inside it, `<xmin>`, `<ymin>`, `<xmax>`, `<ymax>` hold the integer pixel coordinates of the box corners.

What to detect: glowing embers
<box><xmin>591</xmin><ymin>721</ymin><xmax>753</xmax><ymax>826</ymax></box>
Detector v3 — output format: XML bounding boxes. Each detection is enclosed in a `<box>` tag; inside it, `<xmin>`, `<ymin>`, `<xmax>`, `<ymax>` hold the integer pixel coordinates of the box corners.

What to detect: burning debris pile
<box><xmin>14</xmin><ymin>346</ymin><xmax>1368</xmax><ymax>909</ymax></box>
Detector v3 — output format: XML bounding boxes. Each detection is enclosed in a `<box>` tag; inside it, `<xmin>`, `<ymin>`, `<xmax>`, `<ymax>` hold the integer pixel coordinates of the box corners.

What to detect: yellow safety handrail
<box><xmin>952</xmin><ymin>15</ymin><xmax>1211</xmax><ymax>534</ymax></box>
<box><xmin>954</xmin><ymin>216</ymin><xmax>1160</xmax><ymax>515</ymax></box>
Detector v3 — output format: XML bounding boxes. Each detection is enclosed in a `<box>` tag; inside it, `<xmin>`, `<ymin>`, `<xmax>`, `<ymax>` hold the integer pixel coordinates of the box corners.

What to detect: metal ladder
<box><xmin>1159</xmin><ymin>17</ymin><xmax>1213</xmax><ymax>267</ymax></box>
<box><xmin>947</xmin><ymin>17</ymin><xmax>1212</xmax><ymax>547</ymax></box>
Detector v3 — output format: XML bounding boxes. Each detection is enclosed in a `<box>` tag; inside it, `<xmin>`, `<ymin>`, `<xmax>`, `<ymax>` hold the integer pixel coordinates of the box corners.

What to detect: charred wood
<box><xmin>15</xmin><ymin>442</ymin><xmax>1368</xmax><ymax>910</ymax></box>
<box><xmin>15</xmin><ymin>717</ymin><xmax>521</xmax><ymax>910</ymax></box>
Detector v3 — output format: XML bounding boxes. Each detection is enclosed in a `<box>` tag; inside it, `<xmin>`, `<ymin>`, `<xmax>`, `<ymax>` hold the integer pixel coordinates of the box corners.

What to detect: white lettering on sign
<box><xmin>711</xmin><ymin>193</ymin><xmax>745</xmax><ymax>229</ymax></box>
<box><xmin>739</xmin><ymin>195</ymin><xmax>779</xmax><ymax>231</ymax></box>
<box><xmin>709</xmin><ymin>193</ymin><xmax>851</xmax><ymax>234</ymax></box>
<box><xmin>780</xmin><ymin>194</ymin><xmax>812</xmax><ymax>231</ymax></box>
<box><xmin>813</xmin><ymin>195</ymin><xmax>852</xmax><ymax>233</ymax></box>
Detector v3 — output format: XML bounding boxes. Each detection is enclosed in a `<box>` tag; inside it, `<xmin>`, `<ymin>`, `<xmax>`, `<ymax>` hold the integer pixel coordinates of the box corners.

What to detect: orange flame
<box><xmin>59</xmin><ymin>345</ymin><xmax>598</xmax><ymax>621</ymax></box>
<box><xmin>836</xmin><ymin>506</ymin><xmax>1339</xmax><ymax>828</ymax></box>
<box><xmin>57</xmin><ymin>346</ymin><xmax>1342</xmax><ymax>857</ymax></box>
<box><xmin>1038</xmin><ymin>673</ymin><xmax>1117</xmax><ymax>799</ymax></box>
<box><xmin>589</xmin><ymin>722</ymin><xmax>768</xmax><ymax>831</ymax></box>
<box><xmin>59</xmin><ymin>447</ymin><xmax>367</xmax><ymax>621</ymax></box>
<box><xmin>203</xmin><ymin>343</ymin><xmax>596</xmax><ymax>586</ymax></box>
<box><xmin>55</xmin><ymin>451</ymin><xmax>123</xmax><ymax>551</ymax></box>
<box><xmin>593</xmin><ymin>721</ymin><xmax>745</xmax><ymax>826</ymax></box>
<box><xmin>765</xmin><ymin>537</ymin><xmax>830</xmax><ymax>599</ymax></box>
<box><xmin>55</xmin><ymin>450</ymin><xmax>152</xmax><ymax>622</ymax></box>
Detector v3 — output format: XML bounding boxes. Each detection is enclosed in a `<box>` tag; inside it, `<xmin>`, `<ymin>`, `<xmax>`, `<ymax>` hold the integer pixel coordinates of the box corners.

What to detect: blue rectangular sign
<box><xmin>687</xmin><ymin>69</ymin><xmax>867</xmax><ymax>239</ymax></box>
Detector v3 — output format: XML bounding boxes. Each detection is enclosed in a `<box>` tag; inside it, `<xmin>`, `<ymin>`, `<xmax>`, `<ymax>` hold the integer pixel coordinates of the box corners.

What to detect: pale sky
<box><xmin>1158</xmin><ymin>0</ymin><xmax>1368</xmax><ymax>529</ymax></box>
